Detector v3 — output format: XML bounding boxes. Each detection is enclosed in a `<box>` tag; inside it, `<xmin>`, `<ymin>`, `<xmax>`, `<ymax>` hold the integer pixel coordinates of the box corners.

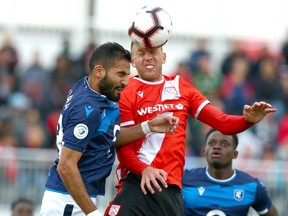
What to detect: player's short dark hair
<box><xmin>89</xmin><ymin>42</ymin><xmax>131</xmax><ymax>73</ymax></box>
<box><xmin>11</xmin><ymin>198</ymin><xmax>34</xmax><ymax>211</ymax></box>
<box><xmin>205</xmin><ymin>128</ymin><xmax>239</xmax><ymax>149</ymax></box>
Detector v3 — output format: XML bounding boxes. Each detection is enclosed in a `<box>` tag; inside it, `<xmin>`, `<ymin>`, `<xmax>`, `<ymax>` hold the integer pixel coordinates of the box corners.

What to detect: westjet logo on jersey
<box><xmin>137</xmin><ymin>103</ymin><xmax>184</xmax><ymax>115</ymax></box>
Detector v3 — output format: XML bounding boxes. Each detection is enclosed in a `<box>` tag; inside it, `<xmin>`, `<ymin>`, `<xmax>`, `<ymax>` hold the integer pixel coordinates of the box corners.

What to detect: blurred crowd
<box><xmin>0</xmin><ymin>34</ymin><xmax>97</xmax><ymax>151</ymax></box>
<box><xmin>0</xmin><ymin>34</ymin><xmax>288</xmax><ymax>163</ymax></box>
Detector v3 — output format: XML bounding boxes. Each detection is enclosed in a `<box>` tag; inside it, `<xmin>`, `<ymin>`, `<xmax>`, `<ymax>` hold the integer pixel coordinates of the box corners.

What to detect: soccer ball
<box><xmin>128</xmin><ymin>6</ymin><xmax>172</xmax><ymax>48</ymax></box>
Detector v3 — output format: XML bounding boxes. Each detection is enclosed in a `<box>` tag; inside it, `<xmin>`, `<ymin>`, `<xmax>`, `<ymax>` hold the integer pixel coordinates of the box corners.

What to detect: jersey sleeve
<box><xmin>116</xmin><ymin>143</ymin><xmax>148</xmax><ymax>175</ymax></box>
<box><xmin>252</xmin><ymin>179</ymin><xmax>272</xmax><ymax>214</ymax></box>
<box><xmin>179</xmin><ymin>76</ymin><xmax>210</xmax><ymax>118</ymax></box>
<box><xmin>62</xmin><ymin>102</ymin><xmax>100</xmax><ymax>152</ymax></box>
<box><xmin>197</xmin><ymin>104</ymin><xmax>253</xmax><ymax>134</ymax></box>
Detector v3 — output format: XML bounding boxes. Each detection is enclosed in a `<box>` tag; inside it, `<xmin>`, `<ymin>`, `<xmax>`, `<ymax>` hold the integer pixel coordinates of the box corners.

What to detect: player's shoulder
<box><xmin>164</xmin><ymin>74</ymin><xmax>190</xmax><ymax>83</ymax></box>
<box><xmin>184</xmin><ymin>167</ymin><xmax>205</xmax><ymax>175</ymax></box>
<box><xmin>182</xmin><ymin>167</ymin><xmax>206</xmax><ymax>184</ymax></box>
<box><xmin>64</xmin><ymin>78</ymin><xmax>110</xmax><ymax>114</ymax></box>
<box><xmin>235</xmin><ymin>169</ymin><xmax>261</xmax><ymax>184</ymax></box>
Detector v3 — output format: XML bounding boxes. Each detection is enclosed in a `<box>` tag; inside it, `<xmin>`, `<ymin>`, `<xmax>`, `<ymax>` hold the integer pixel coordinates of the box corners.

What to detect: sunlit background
<box><xmin>0</xmin><ymin>0</ymin><xmax>288</xmax><ymax>215</ymax></box>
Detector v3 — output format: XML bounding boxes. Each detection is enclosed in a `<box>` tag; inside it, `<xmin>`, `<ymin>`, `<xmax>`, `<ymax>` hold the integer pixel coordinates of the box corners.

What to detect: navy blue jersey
<box><xmin>45</xmin><ymin>77</ymin><xmax>120</xmax><ymax>197</ymax></box>
<box><xmin>182</xmin><ymin>167</ymin><xmax>272</xmax><ymax>216</ymax></box>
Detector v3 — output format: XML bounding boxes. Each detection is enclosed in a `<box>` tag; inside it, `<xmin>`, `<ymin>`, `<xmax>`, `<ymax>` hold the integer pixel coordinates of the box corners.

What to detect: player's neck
<box><xmin>207</xmin><ymin>166</ymin><xmax>234</xmax><ymax>180</ymax></box>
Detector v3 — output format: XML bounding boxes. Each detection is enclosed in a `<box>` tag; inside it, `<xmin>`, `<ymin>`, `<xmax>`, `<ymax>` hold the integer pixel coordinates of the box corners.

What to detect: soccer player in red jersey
<box><xmin>104</xmin><ymin>43</ymin><xmax>276</xmax><ymax>216</ymax></box>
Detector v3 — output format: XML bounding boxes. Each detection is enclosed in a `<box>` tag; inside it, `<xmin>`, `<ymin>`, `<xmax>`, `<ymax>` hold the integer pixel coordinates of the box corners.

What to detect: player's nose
<box><xmin>144</xmin><ymin>52</ymin><xmax>153</xmax><ymax>60</ymax></box>
<box><xmin>121</xmin><ymin>77</ymin><xmax>129</xmax><ymax>87</ymax></box>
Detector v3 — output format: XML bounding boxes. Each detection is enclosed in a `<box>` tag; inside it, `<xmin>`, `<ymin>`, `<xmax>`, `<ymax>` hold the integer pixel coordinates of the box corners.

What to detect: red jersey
<box><xmin>116</xmin><ymin>75</ymin><xmax>209</xmax><ymax>188</ymax></box>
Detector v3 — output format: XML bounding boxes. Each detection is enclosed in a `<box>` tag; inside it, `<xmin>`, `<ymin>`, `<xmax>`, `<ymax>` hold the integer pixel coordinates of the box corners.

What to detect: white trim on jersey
<box><xmin>194</xmin><ymin>100</ymin><xmax>210</xmax><ymax>119</ymax></box>
<box><xmin>138</xmin><ymin>112</ymin><xmax>173</xmax><ymax>165</ymax></box>
<box><xmin>120</xmin><ymin>120</ymin><xmax>135</xmax><ymax>127</ymax></box>
<box><xmin>134</xmin><ymin>76</ymin><xmax>164</xmax><ymax>85</ymax></box>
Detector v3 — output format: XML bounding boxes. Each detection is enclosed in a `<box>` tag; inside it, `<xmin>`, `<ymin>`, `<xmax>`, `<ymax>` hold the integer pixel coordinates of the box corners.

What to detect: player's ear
<box><xmin>94</xmin><ymin>65</ymin><xmax>105</xmax><ymax>78</ymax></box>
<box><xmin>233</xmin><ymin>150</ymin><xmax>238</xmax><ymax>159</ymax></box>
<box><xmin>131</xmin><ymin>59</ymin><xmax>136</xmax><ymax>67</ymax></box>
<box><xmin>202</xmin><ymin>148</ymin><xmax>206</xmax><ymax>155</ymax></box>
<box><xmin>162</xmin><ymin>52</ymin><xmax>166</xmax><ymax>64</ymax></box>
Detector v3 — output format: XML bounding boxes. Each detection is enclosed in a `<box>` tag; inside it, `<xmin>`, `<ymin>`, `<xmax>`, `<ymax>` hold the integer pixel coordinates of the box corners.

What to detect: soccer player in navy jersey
<box><xmin>40</xmin><ymin>42</ymin><xmax>179</xmax><ymax>216</ymax></box>
<box><xmin>182</xmin><ymin>128</ymin><xmax>279</xmax><ymax>216</ymax></box>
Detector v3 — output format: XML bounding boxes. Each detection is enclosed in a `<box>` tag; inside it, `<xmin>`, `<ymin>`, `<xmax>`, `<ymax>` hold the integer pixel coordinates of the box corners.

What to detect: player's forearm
<box><xmin>115</xmin><ymin>124</ymin><xmax>147</xmax><ymax>147</ymax></box>
<box><xmin>265</xmin><ymin>204</ymin><xmax>279</xmax><ymax>216</ymax></box>
<box><xmin>58</xmin><ymin>165</ymin><xmax>97</xmax><ymax>214</ymax></box>
<box><xmin>198</xmin><ymin>104</ymin><xmax>253</xmax><ymax>134</ymax></box>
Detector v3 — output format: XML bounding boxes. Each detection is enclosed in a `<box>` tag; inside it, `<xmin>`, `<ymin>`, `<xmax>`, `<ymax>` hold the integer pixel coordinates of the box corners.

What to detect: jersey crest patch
<box><xmin>234</xmin><ymin>189</ymin><xmax>244</xmax><ymax>201</ymax></box>
<box><xmin>108</xmin><ymin>204</ymin><xmax>121</xmax><ymax>216</ymax></box>
<box><xmin>207</xmin><ymin>209</ymin><xmax>226</xmax><ymax>216</ymax></box>
<box><xmin>164</xmin><ymin>86</ymin><xmax>178</xmax><ymax>95</ymax></box>
<box><xmin>73</xmin><ymin>123</ymin><xmax>89</xmax><ymax>139</ymax></box>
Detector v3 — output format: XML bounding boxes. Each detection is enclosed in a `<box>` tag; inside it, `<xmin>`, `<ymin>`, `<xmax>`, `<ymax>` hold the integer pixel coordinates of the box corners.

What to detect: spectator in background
<box><xmin>0</xmin><ymin>35</ymin><xmax>20</xmax><ymax>105</ymax></box>
<box><xmin>0</xmin><ymin>115</ymin><xmax>18</xmax><ymax>184</ymax></box>
<box><xmin>279</xmin><ymin>65</ymin><xmax>288</xmax><ymax>112</ymax></box>
<box><xmin>193</xmin><ymin>54</ymin><xmax>222</xmax><ymax>100</ymax></box>
<box><xmin>172</xmin><ymin>61</ymin><xmax>193</xmax><ymax>85</ymax></box>
<box><xmin>187</xmin><ymin>37</ymin><xmax>210</xmax><ymax>73</ymax></box>
<box><xmin>0</xmin><ymin>33</ymin><xmax>19</xmax><ymax>75</ymax></box>
<box><xmin>20</xmin><ymin>51</ymin><xmax>50</xmax><ymax>118</ymax></box>
<box><xmin>220</xmin><ymin>56</ymin><xmax>255</xmax><ymax>115</ymax></box>
<box><xmin>23</xmin><ymin>109</ymin><xmax>46</xmax><ymax>148</ymax></box>
<box><xmin>221</xmin><ymin>39</ymin><xmax>248</xmax><ymax>76</ymax></box>
<box><xmin>236</xmin><ymin>128</ymin><xmax>264</xmax><ymax>160</ymax></box>
<box><xmin>48</xmin><ymin>55</ymin><xmax>75</xmax><ymax>110</ymax></box>
<box><xmin>249</xmin><ymin>45</ymin><xmax>273</xmax><ymax>84</ymax></box>
<box><xmin>281</xmin><ymin>31</ymin><xmax>288</xmax><ymax>65</ymax></box>
<box><xmin>276</xmin><ymin>113</ymin><xmax>288</xmax><ymax>160</ymax></box>
<box><xmin>254</xmin><ymin>111</ymin><xmax>279</xmax><ymax>152</ymax></box>
<box><xmin>254</xmin><ymin>57</ymin><xmax>284</xmax><ymax>121</ymax></box>
<box><xmin>0</xmin><ymin>33</ymin><xmax>20</xmax><ymax>106</ymax></box>
<box><xmin>77</xmin><ymin>33</ymin><xmax>98</xmax><ymax>75</ymax></box>
<box><xmin>182</xmin><ymin>128</ymin><xmax>279</xmax><ymax>216</ymax></box>
<box><xmin>11</xmin><ymin>198</ymin><xmax>34</xmax><ymax>216</ymax></box>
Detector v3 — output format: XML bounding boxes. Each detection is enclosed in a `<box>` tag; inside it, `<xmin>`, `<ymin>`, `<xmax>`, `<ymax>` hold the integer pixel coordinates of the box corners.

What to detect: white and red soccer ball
<box><xmin>128</xmin><ymin>5</ymin><xmax>173</xmax><ymax>48</ymax></box>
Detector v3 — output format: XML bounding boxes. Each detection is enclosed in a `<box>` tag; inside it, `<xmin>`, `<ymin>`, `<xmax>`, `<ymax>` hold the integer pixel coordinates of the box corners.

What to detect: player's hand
<box><xmin>140</xmin><ymin>166</ymin><xmax>168</xmax><ymax>195</ymax></box>
<box><xmin>148</xmin><ymin>116</ymin><xmax>179</xmax><ymax>134</ymax></box>
<box><xmin>243</xmin><ymin>101</ymin><xmax>277</xmax><ymax>124</ymax></box>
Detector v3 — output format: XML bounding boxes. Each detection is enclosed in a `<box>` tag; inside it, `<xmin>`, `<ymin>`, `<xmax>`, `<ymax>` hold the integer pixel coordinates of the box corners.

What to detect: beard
<box><xmin>99</xmin><ymin>75</ymin><xmax>124</xmax><ymax>102</ymax></box>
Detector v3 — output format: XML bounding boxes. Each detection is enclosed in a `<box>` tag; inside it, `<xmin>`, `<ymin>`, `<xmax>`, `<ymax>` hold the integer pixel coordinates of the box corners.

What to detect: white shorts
<box><xmin>40</xmin><ymin>190</ymin><xmax>97</xmax><ymax>216</ymax></box>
